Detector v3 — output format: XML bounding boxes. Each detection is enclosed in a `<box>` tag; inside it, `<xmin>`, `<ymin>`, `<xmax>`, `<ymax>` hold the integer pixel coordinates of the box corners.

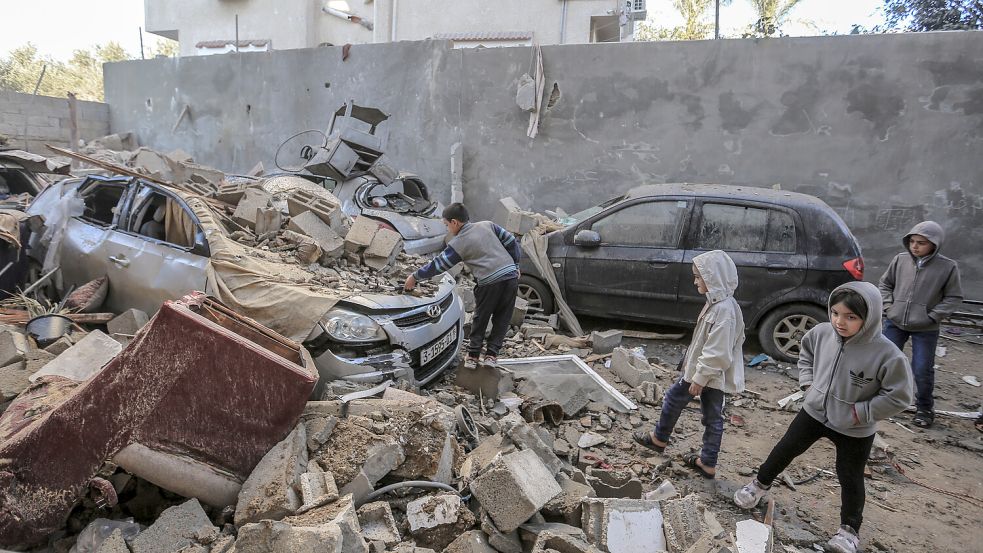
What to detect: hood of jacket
<box><xmin>829</xmin><ymin>281</ymin><xmax>883</xmax><ymax>345</ymax></box>
<box><xmin>693</xmin><ymin>250</ymin><xmax>738</xmax><ymax>304</ymax></box>
<box><xmin>903</xmin><ymin>220</ymin><xmax>944</xmax><ymax>263</ymax></box>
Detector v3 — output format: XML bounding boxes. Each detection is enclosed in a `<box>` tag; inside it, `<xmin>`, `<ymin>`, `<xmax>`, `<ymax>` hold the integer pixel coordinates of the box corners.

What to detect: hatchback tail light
<box><xmin>842</xmin><ymin>257</ymin><xmax>864</xmax><ymax>280</ymax></box>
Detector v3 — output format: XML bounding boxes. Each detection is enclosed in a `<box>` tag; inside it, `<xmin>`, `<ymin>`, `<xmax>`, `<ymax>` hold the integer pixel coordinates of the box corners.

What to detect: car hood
<box><xmin>341</xmin><ymin>274</ymin><xmax>456</xmax><ymax>310</ymax></box>
<box><xmin>360</xmin><ymin>207</ymin><xmax>447</xmax><ymax>242</ymax></box>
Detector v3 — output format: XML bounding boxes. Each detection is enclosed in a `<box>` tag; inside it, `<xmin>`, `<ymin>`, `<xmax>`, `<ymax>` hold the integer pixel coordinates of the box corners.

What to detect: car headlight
<box><xmin>321</xmin><ymin>309</ymin><xmax>387</xmax><ymax>343</ymax></box>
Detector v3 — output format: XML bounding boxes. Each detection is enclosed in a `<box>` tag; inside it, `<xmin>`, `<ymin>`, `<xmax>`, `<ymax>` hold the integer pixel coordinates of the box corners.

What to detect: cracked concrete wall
<box><xmin>105</xmin><ymin>32</ymin><xmax>983</xmax><ymax>296</ymax></box>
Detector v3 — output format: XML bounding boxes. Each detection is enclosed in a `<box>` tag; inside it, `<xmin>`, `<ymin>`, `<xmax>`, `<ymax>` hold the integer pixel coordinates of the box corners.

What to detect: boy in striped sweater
<box><xmin>405</xmin><ymin>203</ymin><xmax>521</xmax><ymax>368</ymax></box>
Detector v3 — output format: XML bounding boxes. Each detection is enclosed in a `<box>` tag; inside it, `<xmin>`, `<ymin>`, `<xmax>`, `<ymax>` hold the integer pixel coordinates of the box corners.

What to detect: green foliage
<box><xmin>744</xmin><ymin>0</ymin><xmax>806</xmax><ymax>36</ymax></box>
<box><xmin>636</xmin><ymin>0</ymin><xmax>716</xmax><ymax>41</ymax></box>
<box><xmin>883</xmin><ymin>0</ymin><xmax>983</xmax><ymax>31</ymax></box>
<box><xmin>0</xmin><ymin>41</ymin><xmax>137</xmax><ymax>102</ymax></box>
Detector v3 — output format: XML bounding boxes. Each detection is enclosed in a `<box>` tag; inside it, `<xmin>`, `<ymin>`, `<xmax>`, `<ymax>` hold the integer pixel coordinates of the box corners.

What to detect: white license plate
<box><xmin>420</xmin><ymin>326</ymin><xmax>458</xmax><ymax>366</ymax></box>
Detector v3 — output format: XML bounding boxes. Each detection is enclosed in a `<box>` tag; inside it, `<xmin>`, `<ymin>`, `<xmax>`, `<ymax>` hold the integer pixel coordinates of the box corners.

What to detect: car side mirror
<box><xmin>574</xmin><ymin>229</ymin><xmax>601</xmax><ymax>247</ymax></box>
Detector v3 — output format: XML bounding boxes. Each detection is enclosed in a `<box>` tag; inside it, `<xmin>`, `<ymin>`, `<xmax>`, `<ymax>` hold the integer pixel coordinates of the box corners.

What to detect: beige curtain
<box><xmin>164</xmin><ymin>198</ymin><xmax>196</xmax><ymax>248</ymax></box>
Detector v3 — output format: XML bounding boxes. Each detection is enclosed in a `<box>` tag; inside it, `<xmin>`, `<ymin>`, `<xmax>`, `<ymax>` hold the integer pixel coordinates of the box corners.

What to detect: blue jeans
<box><xmin>654</xmin><ymin>377</ymin><xmax>725</xmax><ymax>467</ymax></box>
<box><xmin>883</xmin><ymin>318</ymin><xmax>938</xmax><ymax>413</ymax></box>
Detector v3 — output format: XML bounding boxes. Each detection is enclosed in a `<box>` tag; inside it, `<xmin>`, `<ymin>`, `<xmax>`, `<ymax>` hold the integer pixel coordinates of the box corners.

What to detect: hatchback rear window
<box><xmin>697</xmin><ymin>203</ymin><xmax>796</xmax><ymax>253</ymax></box>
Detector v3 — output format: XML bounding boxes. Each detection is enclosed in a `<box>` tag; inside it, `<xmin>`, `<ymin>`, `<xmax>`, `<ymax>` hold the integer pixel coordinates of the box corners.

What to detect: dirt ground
<box><xmin>486</xmin><ymin>316</ymin><xmax>983</xmax><ymax>553</ymax></box>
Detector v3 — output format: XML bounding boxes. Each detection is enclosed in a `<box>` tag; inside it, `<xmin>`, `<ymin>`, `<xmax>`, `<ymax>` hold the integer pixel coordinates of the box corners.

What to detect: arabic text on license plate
<box><xmin>421</xmin><ymin>326</ymin><xmax>457</xmax><ymax>366</ymax></box>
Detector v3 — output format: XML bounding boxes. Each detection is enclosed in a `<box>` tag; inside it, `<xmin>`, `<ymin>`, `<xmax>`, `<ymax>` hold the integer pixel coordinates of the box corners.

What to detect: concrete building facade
<box><xmin>145</xmin><ymin>0</ymin><xmax>643</xmax><ymax>56</ymax></box>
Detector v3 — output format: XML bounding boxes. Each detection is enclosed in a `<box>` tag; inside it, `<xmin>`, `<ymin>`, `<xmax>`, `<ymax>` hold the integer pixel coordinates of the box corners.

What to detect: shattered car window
<box><xmin>560</xmin><ymin>194</ymin><xmax>627</xmax><ymax>225</ymax></box>
<box><xmin>591</xmin><ymin>200</ymin><xmax>687</xmax><ymax>247</ymax></box>
<box><xmin>79</xmin><ymin>183</ymin><xmax>126</xmax><ymax>227</ymax></box>
<box><xmin>698</xmin><ymin>203</ymin><xmax>796</xmax><ymax>253</ymax></box>
<box><xmin>127</xmin><ymin>185</ymin><xmax>197</xmax><ymax>248</ymax></box>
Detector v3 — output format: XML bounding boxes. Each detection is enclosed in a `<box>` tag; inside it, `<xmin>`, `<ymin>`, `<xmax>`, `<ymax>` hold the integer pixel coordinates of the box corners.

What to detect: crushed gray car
<box><xmin>26</xmin><ymin>175</ymin><xmax>464</xmax><ymax>389</ymax></box>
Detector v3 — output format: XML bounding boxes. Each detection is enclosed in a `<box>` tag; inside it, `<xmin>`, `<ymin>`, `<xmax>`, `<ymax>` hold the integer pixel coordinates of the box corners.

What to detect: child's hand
<box><xmin>404</xmin><ymin>274</ymin><xmax>417</xmax><ymax>291</ymax></box>
<box><xmin>688</xmin><ymin>382</ymin><xmax>704</xmax><ymax>396</ymax></box>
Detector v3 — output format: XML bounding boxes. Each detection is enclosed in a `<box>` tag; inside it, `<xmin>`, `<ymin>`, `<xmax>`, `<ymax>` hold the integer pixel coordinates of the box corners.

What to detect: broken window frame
<box><xmin>76</xmin><ymin>178</ymin><xmax>128</xmax><ymax>229</ymax></box>
<box><xmin>115</xmin><ymin>180</ymin><xmax>211</xmax><ymax>257</ymax></box>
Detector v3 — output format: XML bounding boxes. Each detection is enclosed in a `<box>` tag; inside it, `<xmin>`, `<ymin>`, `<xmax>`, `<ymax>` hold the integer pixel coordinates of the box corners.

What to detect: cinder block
<box><xmin>215</xmin><ymin>181</ymin><xmax>253</xmax><ymax>204</ymax></box>
<box><xmin>130</xmin><ymin>499</ymin><xmax>218</xmax><ymax>553</ymax></box>
<box><xmin>585</xmin><ymin>467</ymin><xmax>643</xmax><ymax>499</ymax></box>
<box><xmin>344</xmin><ymin>216</ymin><xmax>380</xmax><ymax>252</ymax></box>
<box><xmin>235</xmin><ymin>424</ymin><xmax>307</xmax><ymax>527</ymax></box>
<box><xmin>456</xmin><ymin>363</ymin><xmax>514</xmax><ymax>400</ymax></box>
<box><xmin>286</xmin><ymin>189</ymin><xmax>346</xmax><ymax>232</ymax></box>
<box><xmin>609</xmin><ymin>347</ymin><xmax>658</xmax><ymax>388</ymax></box>
<box><xmin>236</xmin><ymin>519</ymin><xmax>343</xmax><ymax>553</ymax></box>
<box><xmin>255</xmin><ymin>207</ymin><xmax>283</xmax><ymax>236</ymax></box>
<box><xmin>406</xmin><ymin>494</ymin><xmax>477</xmax><ymax>551</ymax></box>
<box><xmin>589</xmin><ymin>330</ymin><xmax>623</xmax><ymax>355</ymax></box>
<box><xmin>288</xmin><ymin>211</ymin><xmax>345</xmax><ymax>258</ymax></box>
<box><xmin>521</xmin><ymin>323</ymin><xmax>555</xmax><ymax>339</ymax></box>
<box><xmin>542</xmin><ymin>474</ymin><xmax>596</xmax><ymax>527</ymax></box>
<box><xmin>470</xmin><ymin>449</ymin><xmax>562</xmax><ymax>533</ymax></box>
<box><xmin>107</xmin><ymin>308</ymin><xmax>150</xmax><ymax>336</ymax></box>
<box><xmin>530</xmin><ymin>531</ymin><xmax>599</xmax><ymax>553</ymax></box>
<box><xmin>581</xmin><ymin>498</ymin><xmax>667</xmax><ymax>553</ymax></box>
<box><xmin>0</xmin><ymin>328</ymin><xmax>28</xmax><ymax>367</ymax></box>
<box><xmin>233</xmin><ymin>189</ymin><xmax>273</xmax><ymax>230</ymax></box>
<box><xmin>505</xmin><ymin>210</ymin><xmax>538</xmax><ymax>236</ymax></box>
<box><xmin>512</xmin><ymin>297</ymin><xmax>529</xmax><ymax>326</ymax></box>
<box><xmin>363</xmin><ymin>228</ymin><xmax>403</xmax><ymax>270</ymax></box>
<box><xmin>298</xmin><ymin>467</ymin><xmax>339</xmax><ymax>513</ymax></box>
<box><xmin>357</xmin><ymin>502</ymin><xmax>401</xmax><ymax>546</ymax></box>
<box><xmin>445</xmin><ymin>531</ymin><xmax>497</xmax><ymax>553</ymax></box>
<box><xmin>661</xmin><ymin>494</ymin><xmax>707</xmax><ymax>553</ymax></box>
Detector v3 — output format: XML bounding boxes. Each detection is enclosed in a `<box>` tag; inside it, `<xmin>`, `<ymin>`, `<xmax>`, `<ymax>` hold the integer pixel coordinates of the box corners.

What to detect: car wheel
<box><xmin>517</xmin><ymin>275</ymin><xmax>555</xmax><ymax>315</ymax></box>
<box><xmin>758</xmin><ymin>304</ymin><xmax>827</xmax><ymax>363</ymax></box>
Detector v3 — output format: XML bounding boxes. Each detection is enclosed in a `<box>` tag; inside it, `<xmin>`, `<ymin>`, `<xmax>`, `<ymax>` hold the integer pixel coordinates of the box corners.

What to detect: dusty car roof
<box><xmin>626</xmin><ymin>183</ymin><xmax>828</xmax><ymax>210</ymax></box>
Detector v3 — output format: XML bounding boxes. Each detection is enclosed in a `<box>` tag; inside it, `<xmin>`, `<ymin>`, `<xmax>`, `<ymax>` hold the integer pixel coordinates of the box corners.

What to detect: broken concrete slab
<box><xmin>736</xmin><ymin>520</ymin><xmax>772</xmax><ymax>553</ymax></box>
<box><xmin>480</xmin><ymin>509</ymin><xmax>522</xmax><ymax>553</ymax></box>
<box><xmin>305</xmin><ymin>415</ymin><xmax>338</xmax><ymax>452</ymax></box>
<box><xmin>521</xmin><ymin>323</ymin><xmax>556</xmax><ymax>339</ymax></box>
<box><xmin>299</xmin><ymin>468</ymin><xmax>339</xmax><ymax>513</ymax></box>
<box><xmin>609</xmin><ymin>348</ymin><xmax>663</xmax><ymax>388</ymax></box>
<box><xmin>95</xmin><ymin>528</ymin><xmax>130</xmax><ymax>553</ymax></box>
<box><xmin>255</xmin><ymin>206</ymin><xmax>283</xmax><ymax>236</ymax></box>
<box><xmin>406</xmin><ymin>494</ymin><xmax>477</xmax><ymax>551</ymax></box>
<box><xmin>662</xmin><ymin>494</ymin><xmax>707</xmax><ymax>553</ymax></box>
<box><xmin>235</xmin><ymin>423</ymin><xmax>308</xmax><ymax>527</ymax></box>
<box><xmin>235</xmin><ymin>519</ymin><xmax>343</xmax><ymax>553</ymax></box>
<box><xmin>446</xmin><ymin>530</ymin><xmax>498</xmax><ymax>553</ymax></box>
<box><xmin>590</xmin><ymin>330</ymin><xmax>623</xmax><ymax>355</ymax></box>
<box><xmin>233</xmin><ymin>188</ymin><xmax>273</xmax><ymax>229</ymax></box>
<box><xmin>345</xmin><ymin>216</ymin><xmax>380</xmax><ymax>252</ymax></box>
<box><xmin>585</xmin><ymin>468</ymin><xmax>643</xmax><ymax>500</ymax></box>
<box><xmin>456</xmin><ymin>363</ymin><xmax>514</xmax><ymax>400</ymax></box>
<box><xmin>0</xmin><ymin>329</ymin><xmax>28</xmax><ymax>367</ymax></box>
<box><xmin>0</xmin><ymin>361</ymin><xmax>30</xmax><ymax>402</ymax></box>
<box><xmin>581</xmin><ymin>498</ymin><xmax>666</xmax><ymax>553</ymax></box>
<box><xmin>289</xmin><ymin>211</ymin><xmax>345</xmax><ymax>259</ymax></box>
<box><xmin>500</xmin><ymin>355</ymin><xmax>636</xmax><ymax>414</ymax></box>
<box><xmin>107</xmin><ymin>308</ymin><xmax>150</xmax><ymax>336</ymax></box>
<box><xmin>519</xmin><ymin>522</ymin><xmax>586</xmax><ymax>546</ymax></box>
<box><xmin>531</xmin><ymin>531</ymin><xmax>602</xmax><ymax>553</ymax></box>
<box><xmin>512</xmin><ymin>297</ymin><xmax>529</xmax><ymax>326</ymax></box>
<box><xmin>363</xmin><ymin>228</ymin><xmax>403</xmax><ymax>270</ymax></box>
<box><xmin>471</xmin><ymin>449</ymin><xmax>563</xmax><ymax>533</ymax></box>
<box><xmin>578</xmin><ymin>432</ymin><xmax>606</xmax><ymax>449</ymax></box>
<box><xmin>130</xmin><ymin>499</ymin><xmax>218</xmax><ymax>553</ymax></box>
<box><xmin>357</xmin><ymin>501</ymin><xmax>401</xmax><ymax>546</ymax></box>
<box><xmin>43</xmin><ymin>336</ymin><xmax>73</xmax><ymax>356</ymax></box>
<box><xmin>339</xmin><ymin>442</ymin><xmax>406</xmax><ymax>501</ymax></box>
<box><xmin>29</xmin><ymin>330</ymin><xmax>122</xmax><ymax>383</ymax></box>
<box><xmin>507</xmin><ymin>422</ymin><xmax>564</xmax><ymax>475</ymax></box>
<box><xmin>543</xmin><ymin>473</ymin><xmax>596</xmax><ymax>526</ymax></box>
<box><xmin>457</xmin><ymin>285</ymin><xmax>476</xmax><ymax>313</ymax></box>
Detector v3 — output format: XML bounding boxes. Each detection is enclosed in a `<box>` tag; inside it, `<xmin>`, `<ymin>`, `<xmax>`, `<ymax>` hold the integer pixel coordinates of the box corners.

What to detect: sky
<box><xmin>0</xmin><ymin>0</ymin><xmax>888</xmax><ymax>61</ymax></box>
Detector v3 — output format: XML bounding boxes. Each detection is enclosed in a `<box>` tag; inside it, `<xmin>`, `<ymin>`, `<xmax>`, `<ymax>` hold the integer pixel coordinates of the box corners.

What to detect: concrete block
<box><xmin>511</xmin><ymin>297</ymin><xmax>528</xmax><ymax>326</ymax></box>
<box><xmin>470</xmin><ymin>449</ymin><xmax>562</xmax><ymax>533</ymax></box>
<box><xmin>456</xmin><ymin>363</ymin><xmax>514</xmax><ymax>400</ymax></box>
<box><xmin>456</xmin><ymin>285</ymin><xmax>476</xmax><ymax>313</ymax></box>
<box><xmin>305</xmin><ymin>415</ymin><xmax>338</xmax><ymax>452</ymax></box>
<box><xmin>299</xmin><ymin>468</ymin><xmax>339</xmax><ymax>513</ymax></box>
<box><xmin>95</xmin><ymin>528</ymin><xmax>130</xmax><ymax>553</ymax></box>
<box><xmin>521</xmin><ymin>323</ymin><xmax>555</xmax><ymax>339</ymax></box>
<box><xmin>289</xmin><ymin>211</ymin><xmax>345</xmax><ymax>258</ymax></box>
<box><xmin>446</xmin><ymin>530</ymin><xmax>497</xmax><ymax>553</ymax></box>
<box><xmin>507</xmin><ymin>422</ymin><xmax>564</xmax><ymax>475</ymax></box>
<box><xmin>363</xmin><ymin>228</ymin><xmax>403</xmax><ymax>270</ymax></box>
<box><xmin>235</xmin><ymin>423</ymin><xmax>308</xmax><ymax>527</ymax></box>
<box><xmin>634</xmin><ymin>381</ymin><xmax>663</xmax><ymax>406</ymax></box>
<box><xmin>357</xmin><ymin>501</ymin><xmax>401</xmax><ymax>546</ymax></box>
<box><xmin>30</xmin><ymin>330</ymin><xmax>122</xmax><ymax>383</ymax></box>
<box><xmin>530</xmin><ymin>531</ymin><xmax>601</xmax><ymax>553</ymax></box>
<box><xmin>519</xmin><ymin>523</ymin><xmax>586</xmax><ymax>548</ymax></box>
<box><xmin>0</xmin><ymin>361</ymin><xmax>29</xmax><ymax>401</ymax></box>
<box><xmin>543</xmin><ymin>474</ymin><xmax>596</xmax><ymax>526</ymax></box>
<box><xmin>23</xmin><ymin>348</ymin><xmax>55</xmax><ymax>374</ymax></box>
<box><xmin>735</xmin><ymin>519</ymin><xmax>772</xmax><ymax>553</ymax></box>
<box><xmin>344</xmin><ymin>216</ymin><xmax>380</xmax><ymax>252</ymax></box>
<box><xmin>406</xmin><ymin>494</ymin><xmax>477</xmax><ymax>551</ymax></box>
<box><xmin>581</xmin><ymin>498</ymin><xmax>666</xmax><ymax>553</ymax></box>
<box><xmin>130</xmin><ymin>499</ymin><xmax>218</xmax><ymax>553</ymax></box>
<box><xmin>661</xmin><ymin>494</ymin><xmax>707</xmax><ymax>553</ymax></box>
<box><xmin>107</xmin><ymin>309</ymin><xmax>150</xmax><ymax>337</ymax></box>
<box><xmin>494</xmin><ymin>197</ymin><xmax>523</xmax><ymax>228</ymax></box>
<box><xmin>515</xmin><ymin>376</ymin><xmax>591</xmax><ymax>417</ymax></box>
<box><xmin>236</xmin><ymin>519</ymin><xmax>343</xmax><ymax>553</ymax></box>
<box><xmin>339</xmin><ymin>442</ymin><xmax>405</xmax><ymax>499</ymax></box>
<box><xmin>286</xmin><ymin>189</ymin><xmax>347</xmax><ymax>232</ymax></box>
<box><xmin>609</xmin><ymin>348</ymin><xmax>659</xmax><ymax>388</ymax></box>
<box><xmin>254</xmin><ymin>207</ymin><xmax>283</xmax><ymax>236</ymax></box>
<box><xmin>233</xmin><ymin>189</ymin><xmax>273</xmax><ymax>229</ymax></box>
<box><xmin>587</xmin><ymin>471</ymin><xmax>643</xmax><ymax>500</ymax></box>
<box><xmin>589</xmin><ymin>330</ymin><xmax>623</xmax><ymax>355</ymax></box>
<box><xmin>480</xmin><ymin>510</ymin><xmax>522</xmax><ymax>553</ymax></box>
<box><xmin>215</xmin><ymin>181</ymin><xmax>252</xmax><ymax>204</ymax></box>
<box><xmin>0</xmin><ymin>329</ymin><xmax>28</xmax><ymax>367</ymax></box>
<box><xmin>505</xmin><ymin>210</ymin><xmax>539</xmax><ymax>236</ymax></box>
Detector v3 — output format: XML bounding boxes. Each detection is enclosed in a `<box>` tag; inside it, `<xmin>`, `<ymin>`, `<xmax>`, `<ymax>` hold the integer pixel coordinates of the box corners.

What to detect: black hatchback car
<box><xmin>518</xmin><ymin>184</ymin><xmax>864</xmax><ymax>362</ymax></box>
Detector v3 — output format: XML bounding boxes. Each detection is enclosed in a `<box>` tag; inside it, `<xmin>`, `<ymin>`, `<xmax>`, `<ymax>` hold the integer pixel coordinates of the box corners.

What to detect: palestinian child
<box><xmin>633</xmin><ymin>249</ymin><xmax>744</xmax><ymax>479</ymax></box>
<box><xmin>734</xmin><ymin>282</ymin><xmax>913</xmax><ymax>553</ymax></box>
<box><xmin>878</xmin><ymin>221</ymin><xmax>962</xmax><ymax>428</ymax></box>
<box><xmin>404</xmin><ymin>203</ymin><xmax>520</xmax><ymax>368</ymax></box>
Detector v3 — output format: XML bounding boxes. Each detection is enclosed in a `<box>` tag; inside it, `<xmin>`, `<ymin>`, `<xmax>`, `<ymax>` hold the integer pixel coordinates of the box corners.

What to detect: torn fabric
<box><xmin>520</xmin><ymin>231</ymin><xmax>583</xmax><ymax>336</ymax></box>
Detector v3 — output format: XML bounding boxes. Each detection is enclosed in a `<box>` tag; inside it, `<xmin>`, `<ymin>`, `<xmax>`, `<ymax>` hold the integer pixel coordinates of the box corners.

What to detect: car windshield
<box><xmin>558</xmin><ymin>194</ymin><xmax>627</xmax><ymax>226</ymax></box>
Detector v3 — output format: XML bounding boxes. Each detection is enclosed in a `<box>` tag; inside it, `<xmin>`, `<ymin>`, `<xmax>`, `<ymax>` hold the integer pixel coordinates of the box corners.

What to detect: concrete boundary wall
<box><xmin>105</xmin><ymin>32</ymin><xmax>983</xmax><ymax>296</ymax></box>
<box><xmin>0</xmin><ymin>91</ymin><xmax>109</xmax><ymax>154</ymax></box>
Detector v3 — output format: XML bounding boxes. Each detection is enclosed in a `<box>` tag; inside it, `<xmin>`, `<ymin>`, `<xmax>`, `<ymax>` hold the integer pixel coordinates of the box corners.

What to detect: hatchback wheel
<box><xmin>758</xmin><ymin>304</ymin><xmax>827</xmax><ymax>363</ymax></box>
<box><xmin>517</xmin><ymin>275</ymin><xmax>555</xmax><ymax>315</ymax></box>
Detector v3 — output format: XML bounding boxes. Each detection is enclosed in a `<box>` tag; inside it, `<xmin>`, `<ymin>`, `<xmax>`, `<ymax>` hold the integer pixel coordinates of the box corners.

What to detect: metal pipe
<box><xmin>22</xmin><ymin>266</ymin><xmax>59</xmax><ymax>296</ymax></box>
<box><xmin>391</xmin><ymin>0</ymin><xmax>399</xmax><ymax>42</ymax></box>
<box><xmin>361</xmin><ymin>480</ymin><xmax>458</xmax><ymax>506</ymax></box>
<box><xmin>715</xmin><ymin>0</ymin><xmax>721</xmax><ymax>39</ymax></box>
<box><xmin>373</xmin><ymin>0</ymin><xmax>379</xmax><ymax>42</ymax></box>
<box><xmin>560</xmin><ymin>0</ymin><xmax>568</xmax><ymax>44</ymax></box>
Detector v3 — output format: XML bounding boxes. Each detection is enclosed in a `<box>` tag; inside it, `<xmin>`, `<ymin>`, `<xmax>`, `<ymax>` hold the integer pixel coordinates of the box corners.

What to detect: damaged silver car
<box><xmin>273</xmin><ymin>100</ymin><xmax>447</xmax><ymax>254</ymax></box>
<box><xmin>25</xmin><ymin>175</ymin><xmax>463</xmax><ymax>389</ymax></box>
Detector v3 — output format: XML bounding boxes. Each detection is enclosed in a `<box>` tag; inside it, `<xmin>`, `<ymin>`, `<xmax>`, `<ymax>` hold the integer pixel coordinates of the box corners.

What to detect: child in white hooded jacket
<box><xmin>633</xmin><ymin>249</ymin><xmax>744</xmax><ymax>479</ymax></box>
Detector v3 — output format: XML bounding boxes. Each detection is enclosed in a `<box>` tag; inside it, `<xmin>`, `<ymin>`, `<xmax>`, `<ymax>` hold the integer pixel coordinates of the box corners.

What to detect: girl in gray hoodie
<box><xmin>734</xmin><ymin>281</ymin><xmax>913</xmax><ymax>553</ymax></box>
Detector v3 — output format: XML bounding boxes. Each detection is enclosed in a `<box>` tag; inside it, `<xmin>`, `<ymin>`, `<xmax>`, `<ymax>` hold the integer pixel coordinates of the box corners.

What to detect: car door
<box><xmin>678</xmin><ymin>200</ymin><xmax>806</xmax><ymax>323</ymax></box>
<box><xmin>563</xmin><ymin>198</ymin><xmax>691</xmax><ymax>320</ymax></box>
<box><xmin>59</xmin><ymin>178</ymin><xmax>132</xmax><ymax>298</ymax></box>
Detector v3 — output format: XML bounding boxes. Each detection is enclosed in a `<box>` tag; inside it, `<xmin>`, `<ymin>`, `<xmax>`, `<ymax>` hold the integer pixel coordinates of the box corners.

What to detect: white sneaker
<box><xmin>827</xmin><ymin>525</ymin><xmax>860</xmax><ymax>553</ymax></box>
<box><xmin>733</xmin><ymin>479</ymin><xmax>769</xmax><ymax>509</ymax></box>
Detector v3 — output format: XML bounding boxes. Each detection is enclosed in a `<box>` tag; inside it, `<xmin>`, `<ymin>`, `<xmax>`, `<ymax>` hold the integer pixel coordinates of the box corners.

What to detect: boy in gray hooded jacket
<box><xmin>734</xmin><ymin>281</ymin><xmax>913</xmax><ymax>553</ymax></box>
<box><xmin>878</xmin><ymin>220</ymin><xmax>962</xmax><ymax>427</ymax></box>
<box><xmin>633</xmin><ymin>250</ymin><xmax>744</xmax><ymax>479</ymax></box>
